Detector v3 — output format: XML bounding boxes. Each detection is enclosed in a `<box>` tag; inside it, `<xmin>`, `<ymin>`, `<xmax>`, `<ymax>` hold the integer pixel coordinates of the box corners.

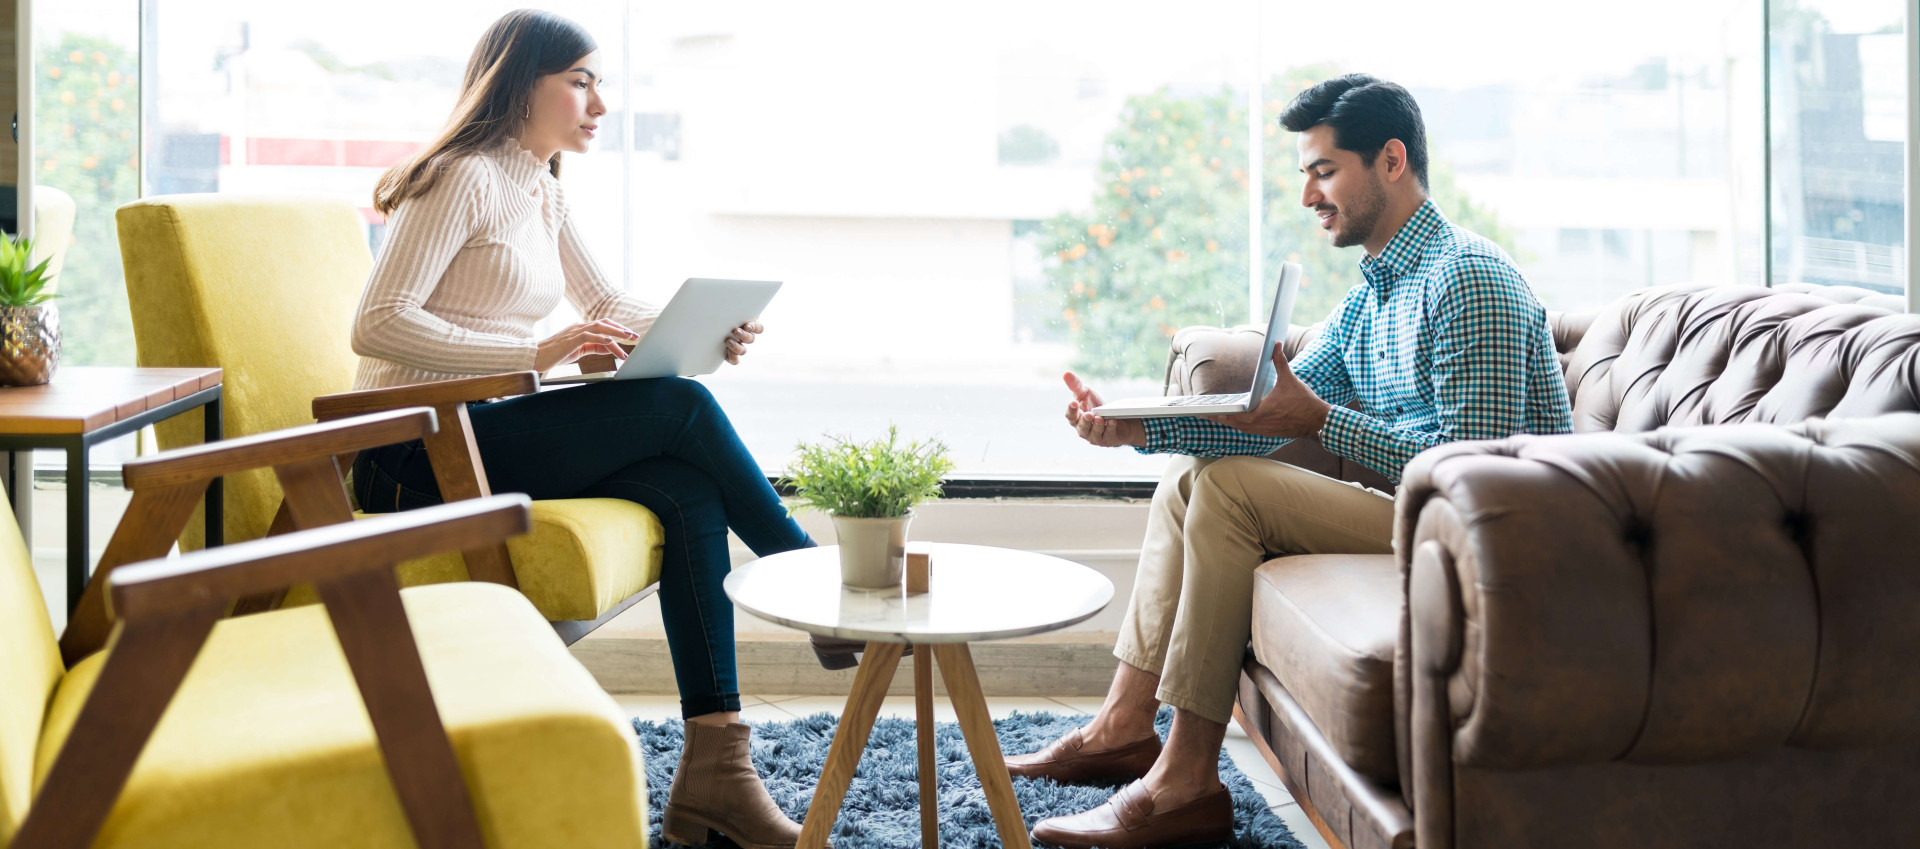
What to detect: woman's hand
<box><xmin>535</xmin><ymin>319</ymin><xmax>640</xmax><ymax>372</ymax></box>
<box><xmin>724</xmin><ymin>321</ymin><xmax>765</xmax><ymax>365</ymax></box>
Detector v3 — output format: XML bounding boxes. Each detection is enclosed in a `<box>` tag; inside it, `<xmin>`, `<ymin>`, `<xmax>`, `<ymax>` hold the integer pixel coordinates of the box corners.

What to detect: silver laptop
<box><xmin>545</xmin><ymin>278</ymin><xmax>781</xmax><ymax>384</ymax></box>
<box><xmin>1091</xmin><ymin>261</ymin><xmax>1301</xmax><ymax>418</ymax></box>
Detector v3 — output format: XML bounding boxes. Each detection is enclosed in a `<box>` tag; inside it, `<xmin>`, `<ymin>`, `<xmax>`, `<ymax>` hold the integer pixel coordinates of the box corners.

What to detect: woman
<box><xmin>352</xmin><ymin>11</ymin><xmax>811</xmax><ymax>849</ymax></box>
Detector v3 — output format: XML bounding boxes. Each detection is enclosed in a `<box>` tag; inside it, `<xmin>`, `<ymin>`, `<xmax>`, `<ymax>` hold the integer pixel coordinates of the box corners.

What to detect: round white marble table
<box><xmin>724</xmin><ymin>543</ymin><xmax>1115</xmax><ymax>849</ymax></box>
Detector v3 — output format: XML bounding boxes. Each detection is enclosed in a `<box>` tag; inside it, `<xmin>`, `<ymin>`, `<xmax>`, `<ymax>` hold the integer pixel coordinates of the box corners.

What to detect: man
<box><xmin>1016</xmin><ymin>74</ymin><xmax>1574</xmax><ymax>849</ymax></box>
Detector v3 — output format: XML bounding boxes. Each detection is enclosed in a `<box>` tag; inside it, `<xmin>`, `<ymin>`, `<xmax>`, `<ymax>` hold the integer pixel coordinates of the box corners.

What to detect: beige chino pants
<box><xmin>1114</xmin><ymin>456</ymin><xmax>1395</xmax><ymax>725</ymax></box>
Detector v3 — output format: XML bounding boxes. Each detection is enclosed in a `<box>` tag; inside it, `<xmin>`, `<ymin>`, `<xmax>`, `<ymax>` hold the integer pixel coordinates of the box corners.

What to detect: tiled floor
<box><xmin>616</xmin><ymin>693</ymin><xmax>1332</xmax><ymax>849</ymax></box>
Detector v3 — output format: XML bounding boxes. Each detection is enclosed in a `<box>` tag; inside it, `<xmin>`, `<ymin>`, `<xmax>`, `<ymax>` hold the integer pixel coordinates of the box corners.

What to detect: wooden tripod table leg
<box><xmin>798</xmin><ymin>641</ymin><xmax>905</xmax><ymax>849</ymax></box>
<box><xmin>914</xmin><ymin>646</ymin><xmax>939</xmax><ymax>848</ymax></box>
<box><xmin>933</xmin><ymin>643</ymin><xmax>1032</xmax><ymax>849</ymax></box>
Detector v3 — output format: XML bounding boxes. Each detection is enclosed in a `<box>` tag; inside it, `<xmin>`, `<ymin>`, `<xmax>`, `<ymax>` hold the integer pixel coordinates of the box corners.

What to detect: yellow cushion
<box><xmin>35</xmin><ymin>583</ymin><xmax>647</xmax><ymax>849</ymax></box>
<box><xmin>0</xmin><ymin>485</ymin><xmax>61</xmax><ymax>844</ymax></box>
<box><xmin>279</xmin><ymin>498</ymin><xmax>665</xmax><ymax>622</ymax></box>
<box><xmin>117</xmin><ymin>195</ymin><xmax>370</xmax><ymax>550</ymax></box>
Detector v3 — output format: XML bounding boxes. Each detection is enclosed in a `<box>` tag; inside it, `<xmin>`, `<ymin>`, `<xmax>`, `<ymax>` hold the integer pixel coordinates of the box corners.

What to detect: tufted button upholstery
<box><xmin>1559</xmin><ymin>283</ymin><xmax>1920</xmax><ymax>433</ymax></box>
<box><xmin>1396</xmin><ymin>414</ymin><xmax>1920</xmax><ymax>768</ymax></box>
<box><xmin>1173</xmin><ymin>283</ymin><xmax>1920</xmax><ymax>477</ymax></box>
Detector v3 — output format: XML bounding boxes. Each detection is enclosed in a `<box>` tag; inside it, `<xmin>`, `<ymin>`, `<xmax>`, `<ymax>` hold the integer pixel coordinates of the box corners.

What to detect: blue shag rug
<box><xmin>632</xmin><ymin>706</ymin><xmax>1305</xmax><ymax>849</ymax></box>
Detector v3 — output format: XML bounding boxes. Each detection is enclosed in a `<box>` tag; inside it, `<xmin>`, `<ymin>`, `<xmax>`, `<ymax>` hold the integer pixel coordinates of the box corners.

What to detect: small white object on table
<box><xmin>724</xmin><ymin>542</ymin><xmax>1114</xmax><ymax>849</ymax></box>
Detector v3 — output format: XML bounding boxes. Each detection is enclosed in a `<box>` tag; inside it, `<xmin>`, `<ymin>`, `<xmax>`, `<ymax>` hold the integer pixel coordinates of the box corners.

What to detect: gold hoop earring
<box><xmin>523</xmin><ymin>103</ymin><xmax>530</xmax><ymax>120</ymax></box>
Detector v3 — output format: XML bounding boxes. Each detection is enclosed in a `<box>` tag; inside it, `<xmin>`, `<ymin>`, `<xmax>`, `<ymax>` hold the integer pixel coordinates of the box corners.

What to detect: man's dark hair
<box><xmin>1279</xmin><ymin>74</ymin><xmax>1429</xmax><ymax>191</ymax></box>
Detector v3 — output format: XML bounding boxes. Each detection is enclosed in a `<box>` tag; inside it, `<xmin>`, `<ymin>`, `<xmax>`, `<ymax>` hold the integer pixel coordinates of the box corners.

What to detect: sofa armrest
<box><xmin>1393</xmin><ymin>413</ymin><xmax>1920</xmax><ymax>787</ymax></box>
<box><xmin>1164</xmin><ymin>323</ymin><xmax>1320</xmax><ymax>396</ymax></box>
<box><xmin>1165</xmin><ymin>323</ymin><xmax>1393</xmax><ymax>491</ymax></box>
<box><xmin>1393</xmin><ymin>414</ymin><xmax>1920</xmax><ymax>846</ymax></box>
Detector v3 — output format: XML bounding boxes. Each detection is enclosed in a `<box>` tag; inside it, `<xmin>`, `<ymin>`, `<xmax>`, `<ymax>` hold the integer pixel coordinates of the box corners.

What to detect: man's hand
<box><xmin>1063</xmin><ymin>372</ymin><xmax>1146</xmax><ymax>448</ymax></box>
<box><xmin>1207</xmin><ymin>343</ymin><xmax>1332</xmax><ymax>439</ymax></box>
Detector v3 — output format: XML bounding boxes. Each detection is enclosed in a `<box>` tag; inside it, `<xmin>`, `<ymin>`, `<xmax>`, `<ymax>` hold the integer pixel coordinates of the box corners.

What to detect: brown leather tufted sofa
<box><xmin>1163</xmin><ymin>283</ymin><xmax>1920</xmax><ymax>849</ymax></box>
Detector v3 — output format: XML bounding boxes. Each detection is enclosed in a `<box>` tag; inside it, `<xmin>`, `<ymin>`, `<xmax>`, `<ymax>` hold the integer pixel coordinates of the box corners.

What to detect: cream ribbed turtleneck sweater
<box><xmin>350</xmin><ymin>143</ymin><xmax>659</xmax><ymax>390</ymax></box>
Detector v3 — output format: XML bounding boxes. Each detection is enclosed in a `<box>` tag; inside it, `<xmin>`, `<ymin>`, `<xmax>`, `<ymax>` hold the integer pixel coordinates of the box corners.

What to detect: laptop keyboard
<box><xmin>1168</xmin><ymin>393</ymin><xmax>1248</xmax><ymax>406</ymax></box>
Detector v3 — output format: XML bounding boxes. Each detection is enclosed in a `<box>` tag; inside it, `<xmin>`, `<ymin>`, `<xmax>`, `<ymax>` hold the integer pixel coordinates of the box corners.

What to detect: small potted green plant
<box><xmin>0</xmin><ymin>235</ymin><xmax>60</xmax><ymax>386</ymax></box>
<box><xmin>781</xmin><ymin>425</ymin><xmax>953</xmax><ymax>588</ymax></box>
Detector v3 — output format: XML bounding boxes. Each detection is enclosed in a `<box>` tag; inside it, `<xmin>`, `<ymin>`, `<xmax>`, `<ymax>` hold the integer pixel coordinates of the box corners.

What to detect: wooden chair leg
<box><xmin>797</xmin><ymin>641</ymin><xmax>905</xmax><ymax>849</ymax></box>
<box><xmin>18</xmin><ymin>604</ymin><xmax>225</xmax><ymax>849</ymax></box>
<box><xmin>59</xmin><ymin>482</ymin><xmax>209</xmax><ymax>667</ymax></box>
<box><xmin>318</xmin><ymin>567</ymin><xmax>484</xmax><ymax>849</ymax></box>
<box><xmin>419</xmin><ymin>403</ymin><xmax>518</xmax><ymax>588</ymax></box>
<box><xmin>934</xmin><ymin>643</ymin><xmax>1032</xmax><ymax>849</ymax></box>
<box><xmin>914</xmin><ymin>646</ymin><xmax>939</xmax><ymax>849</ymax></box>
<box><xmin>234</xmin><ymin>457</ymin><xmax>358</xmax><ymax>616</ymax></box>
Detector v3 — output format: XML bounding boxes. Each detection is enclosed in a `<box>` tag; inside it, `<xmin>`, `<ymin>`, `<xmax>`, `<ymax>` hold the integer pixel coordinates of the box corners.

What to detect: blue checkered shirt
<box><xmin>1140</xmin><ymin>200</ymin><xmax>1573</xmax><ymax>481</ymax></box>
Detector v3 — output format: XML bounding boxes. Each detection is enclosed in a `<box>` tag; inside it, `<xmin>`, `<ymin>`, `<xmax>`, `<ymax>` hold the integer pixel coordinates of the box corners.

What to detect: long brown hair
<box><xmin>373</xmin><ymin>9</ymin><xmax>597</xmax><ymax>215</ymax></box>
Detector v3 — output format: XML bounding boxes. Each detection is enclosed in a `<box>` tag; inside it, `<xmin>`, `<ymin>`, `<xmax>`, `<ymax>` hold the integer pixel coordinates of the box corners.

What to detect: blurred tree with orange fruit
<box><xmin>1041</xmin><ymin>66</ymin><xmax>1513</xmax><ymax>379</ymax></box>
<box><xmin>34</xmin><ymin>33</ymin><xmax>140</xmax><ymax>366</ymax></box>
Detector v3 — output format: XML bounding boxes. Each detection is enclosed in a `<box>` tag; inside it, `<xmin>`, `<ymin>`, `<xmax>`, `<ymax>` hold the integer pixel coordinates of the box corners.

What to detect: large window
<box><xmin>33</xmin><ymin>0</ymin><xmax>139</xmax><ymax>368</ymax></box>
<box><xmin>23</xmin><ymin>1</ymin><xmax>1913</xmax><ymax>479</ymax></box>
<box><xmin>1768</xmin><ymin>0</ymin><xmax>1907</xmax><ymax>293</ymax></box>
<box><xmin>1258</xmin><ymin>1</ymin><xmax>1766</xmax><ymax>322</ymax></box>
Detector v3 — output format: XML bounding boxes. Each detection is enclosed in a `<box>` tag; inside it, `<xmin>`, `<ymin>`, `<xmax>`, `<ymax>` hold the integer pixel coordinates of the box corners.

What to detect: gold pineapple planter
<box><xmin>0</xmin><ymin>304</ymin><xmax>59</xmax><ymax>386</ymax></box>
<box><xmin>0</xmin><ymin>234</ymin><xmax>60</xmax><ymax>387</ymax></box>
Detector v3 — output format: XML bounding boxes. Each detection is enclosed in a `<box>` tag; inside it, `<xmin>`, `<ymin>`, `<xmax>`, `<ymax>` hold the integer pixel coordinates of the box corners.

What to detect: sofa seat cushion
<box><xmin>36</xmin><ymin>583</ymin><xmax>648</xmax><ymax>849</ymax></box>
<box><xmin>1250</xmin><ymin>553</ymin><xmax>1401</xmax><ymax>784</ymax></box>
<box><xmin>282</xmin><ymin>498</ymin><xmax>664</xmax><ymax>622</ymax></box>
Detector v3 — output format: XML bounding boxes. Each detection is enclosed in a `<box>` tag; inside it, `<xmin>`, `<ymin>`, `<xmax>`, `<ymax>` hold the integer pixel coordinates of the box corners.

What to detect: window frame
<box><xmin>26</xmin><ymin>2</ymin><xmax>1916</xmax><ymax>486</ymax></box>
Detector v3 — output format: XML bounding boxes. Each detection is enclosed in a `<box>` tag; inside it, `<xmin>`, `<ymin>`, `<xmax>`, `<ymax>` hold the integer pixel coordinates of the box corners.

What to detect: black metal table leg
<box><xmin>65</xmin><ymin>438</ymin><xmax>88</xmax><ymax>617</ymax></box>
<box><xmin>6</xmin><ymin>450</ymin><xmax>29</xmax><ymax>551</ymax></box>
<box><xmin>204</xmin><ymin>393</ymin><xmax>223</xmax><ymax>547</ymax></box>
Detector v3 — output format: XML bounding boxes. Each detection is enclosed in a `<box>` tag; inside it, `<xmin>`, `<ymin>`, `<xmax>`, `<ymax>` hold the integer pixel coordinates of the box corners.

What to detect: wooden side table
<box><xmin>0</xmin><ymin>366</ymin><xmax>223</xmax><ymax>614</ymax></box>
<box><xmin>725</xmin><ymin>543</ymin><xmax>1115</xmax><ymax>849</ymax></box>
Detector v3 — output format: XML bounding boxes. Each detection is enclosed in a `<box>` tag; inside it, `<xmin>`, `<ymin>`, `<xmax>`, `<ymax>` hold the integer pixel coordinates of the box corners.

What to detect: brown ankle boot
<box><xmin>663</xmin><ymin>721</ymin><xmax>807</xmax><ymax>849</ymax></box>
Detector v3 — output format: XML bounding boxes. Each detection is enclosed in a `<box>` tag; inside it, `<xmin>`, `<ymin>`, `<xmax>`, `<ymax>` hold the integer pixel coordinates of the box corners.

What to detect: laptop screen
<box><xmin>1247</xmin><ymin>261</ymin><xmax>1303</xmax><ymax>406</ymax></box>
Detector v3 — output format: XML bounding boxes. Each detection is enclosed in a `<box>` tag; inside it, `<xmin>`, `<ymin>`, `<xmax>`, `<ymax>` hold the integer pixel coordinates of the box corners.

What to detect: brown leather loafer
<box><xmin>1030</xmin><ymin>780</ymin><xmax>1234</xmax><ymax>849</ymax></box>
<box><xmin>1005</xmin><ymin>726</ymin><xmax>1162</xmax><ymax>784</ymax></box>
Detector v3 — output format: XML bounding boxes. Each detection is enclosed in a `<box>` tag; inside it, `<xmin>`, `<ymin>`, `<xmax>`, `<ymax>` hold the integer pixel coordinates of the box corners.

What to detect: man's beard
<box><xmin>1329</xmin><ymin>173</ymin><xmax>1387</xmax><ymax>249</ymax></box>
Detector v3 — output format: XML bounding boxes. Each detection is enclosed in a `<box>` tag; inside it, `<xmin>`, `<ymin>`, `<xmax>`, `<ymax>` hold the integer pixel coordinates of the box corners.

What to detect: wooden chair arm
<box><xmin>61</xmin><ymin>409</ymin><xmax>446</xmax><ymax>666</ymax></box>
<box><xmin>21</xmin><ymin>497</ymin><xmax>525</xmax><ymax>849</ymax></box>
<box><xmin>109</xmin><ymin>495</ymin><xmax>533</xmax><ymax>621</ymax></box>
<box><xmin>311</xmin><ymin>377</ymin><xmax>525</xmax><ymax>591</ymax></box>
<box><xmin>122</xmin><ymin>408</ymin><xmax>438</xmax><ymax>490</ymax></box>
<box><xmin>311</xmin><ymin>372</ymin><xmax>539</xmax><ymax>422</ymax></box>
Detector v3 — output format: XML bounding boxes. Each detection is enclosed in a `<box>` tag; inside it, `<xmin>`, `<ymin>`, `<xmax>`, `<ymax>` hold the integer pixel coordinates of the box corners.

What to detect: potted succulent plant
<box><xmin>781</xmin><ymin>425</ymin><xmax>953</xmax><ymax>588</ymax></box>
<box><xmin>0</xmin><ymin>235</ymin><xmax>60</xmax><ymax>386</ymax></box>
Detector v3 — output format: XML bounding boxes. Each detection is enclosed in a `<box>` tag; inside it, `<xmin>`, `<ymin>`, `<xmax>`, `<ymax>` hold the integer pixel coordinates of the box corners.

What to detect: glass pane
<box><xmin>631</xmin><ymin>0</ymin><xmax>1267</xmax><ymax>476</ymax></box>
<box><xmin>1261</xmin><ymin>1</ymin><xmax>1762</xmax><ymax>316</ymax></box>
<box><xmin>1769</xmin><ymin>0</ymin><xmax>1907</xmax><ymax>293</ymax></box>
<box><xmin>34</xmin><ymin>0</ymin><xmax>141</xmax><ymax>367</ymax></box>
<box><xmin>144</xmin><ymin>0</ymin><xmax>628</xmax><ymax>322</ymax></box>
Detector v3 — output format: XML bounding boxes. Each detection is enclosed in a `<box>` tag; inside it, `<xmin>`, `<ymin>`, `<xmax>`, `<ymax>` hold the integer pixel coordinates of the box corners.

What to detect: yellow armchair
<box><xmin>2</xmin><ymin>411</ymin><xmax>647</xmax><ymax>849</ymax></box>
<box><xmin>101</xmin><ymin>194</ymin><xmax>664</xmax><ymax>659</ymax></box>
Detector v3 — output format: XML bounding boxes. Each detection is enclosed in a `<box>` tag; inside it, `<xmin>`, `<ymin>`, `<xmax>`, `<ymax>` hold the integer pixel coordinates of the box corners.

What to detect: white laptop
<box><xmin>545</xmin><ymin>278</ymin><xmax>781</xmax><ymax>384</ymax></box>
<box><xmin>1091</xmin><ymin>261</ymin><xmax>1301</xmax><ymax>418</ymax></box>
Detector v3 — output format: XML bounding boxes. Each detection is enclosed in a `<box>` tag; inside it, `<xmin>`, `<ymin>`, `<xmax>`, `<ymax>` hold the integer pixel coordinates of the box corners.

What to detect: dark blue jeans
<box><xmin>352</xmin><ymin>377</ymin><xmax>813</xmax><ymax>718</ymax></box>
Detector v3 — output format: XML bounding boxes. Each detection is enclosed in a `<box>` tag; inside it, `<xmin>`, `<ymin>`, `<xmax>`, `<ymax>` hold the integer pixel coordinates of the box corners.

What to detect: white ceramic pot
<box><xmin>832</xmin><ymin>512</ymin><xmax>913</xmax><ymax>588</ymax></box>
